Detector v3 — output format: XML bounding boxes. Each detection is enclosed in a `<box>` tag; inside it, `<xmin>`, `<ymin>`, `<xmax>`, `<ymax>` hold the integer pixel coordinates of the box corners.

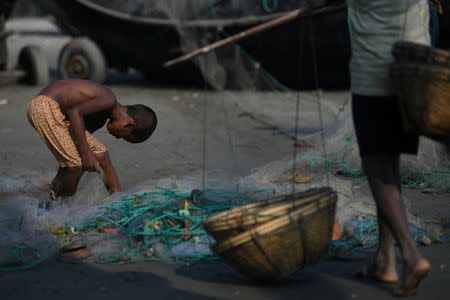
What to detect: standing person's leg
<box><xmin>357</xmin><ymin>154</ymin><xmax>399</xmax><ymax>283</ymax></box>
<box><xmin>357</xmin><ymin>200</ymin><xmax>399</xmax><ymax>283</ymax></box>
<box><xmin>362</xmin><ymin>154</ymin><xmax>430</xmax><ymax>296</ymax></box>
<box><xmin>352</xmin><ymin>94</ymin><xmax>430</xmax><ymax>295</ymax></box>
<box><xmin>366</xmin><ymin>155</ymin><xmax>431</xmax><ymax>294</ymax></box>
<box><xmin>356</xmin><ymin>162</ymin><xmax>399</xmax><ymax>282</ymax></box>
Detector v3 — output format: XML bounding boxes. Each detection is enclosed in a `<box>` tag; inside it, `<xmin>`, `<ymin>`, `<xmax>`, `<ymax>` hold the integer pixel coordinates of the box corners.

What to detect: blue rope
<box><xmin>262</xmin><ymin>0</ymin><xmax>279</xmax><ymax>13</ymax></box>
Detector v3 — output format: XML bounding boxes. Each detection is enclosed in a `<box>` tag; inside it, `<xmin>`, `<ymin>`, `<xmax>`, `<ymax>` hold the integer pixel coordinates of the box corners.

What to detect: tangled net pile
<box><xmin>1</xmin><ymin>0</ymin><xmax>449</xmax><ymax>272</ymax></box>
<box><xmin>0</xmin><ymin>174</ymin><xmax>447</xmax><ymax>272</ymax></box>
<box><xmin>57</xmin><ymin>187</ymin><xmax>269</xmax><ymax>264</ymax></box>
<box><xmin>0</xmin><ymin>181</ymin><xmax>278</xmax><ymax>271</ymax></box>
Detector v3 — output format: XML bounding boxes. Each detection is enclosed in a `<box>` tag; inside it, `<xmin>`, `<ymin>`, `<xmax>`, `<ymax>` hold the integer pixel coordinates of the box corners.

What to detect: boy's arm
<box><xmin>96</xmin><ymin>152</ymin><xmax>121</xmax><ymax>193</ymax></box>
<box><xmin>66</xmin><ymin>92</ymin><xmax>116</xmax><ymax>172</ymax></box>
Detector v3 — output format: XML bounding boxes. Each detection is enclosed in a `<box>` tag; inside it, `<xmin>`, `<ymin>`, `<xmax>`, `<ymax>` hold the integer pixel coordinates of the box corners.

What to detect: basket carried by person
<box><xmin>393</xmin><ymin>41</ymin><xmax>450</xmax><ymax>67</ymax></box>
<box><xmin>210</xmin><ymin>188</ymin><xmax>337</xmax><ymax>282</ymax></box>
<box><xmin>391</xmin><ymin>41</ymin><xmax>450</xmax><ymax>142</ymax></box>
<box><xmin>203</xmin><ymin>187</ymin><xmax>336</xmax><ymax>241</ymax></box>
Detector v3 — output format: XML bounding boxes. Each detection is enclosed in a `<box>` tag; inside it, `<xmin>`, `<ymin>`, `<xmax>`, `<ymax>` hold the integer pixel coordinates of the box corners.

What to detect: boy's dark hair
<box><xmin>125</xmin><ymin>104</ymin><xmax>157</xmax><ymax>143</ymax></box>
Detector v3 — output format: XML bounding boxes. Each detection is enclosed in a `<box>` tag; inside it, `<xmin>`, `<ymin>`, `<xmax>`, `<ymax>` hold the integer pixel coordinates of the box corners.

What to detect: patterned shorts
<box><xmin>27</xmin><ymin>95</ymin><xmax>108</xmax><ymax>167</ymax></box>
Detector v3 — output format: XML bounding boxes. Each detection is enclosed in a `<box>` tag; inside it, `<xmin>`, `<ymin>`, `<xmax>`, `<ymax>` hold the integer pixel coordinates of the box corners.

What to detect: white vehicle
<box><xmin>1</xmin><ymin>17</ymin><xmax>73</xmax><ymax>85</ymax></box>
<box><xmin>5</xmin><ymin>17</ymin><xmax>108</xmax><ymax>84</ymax></box>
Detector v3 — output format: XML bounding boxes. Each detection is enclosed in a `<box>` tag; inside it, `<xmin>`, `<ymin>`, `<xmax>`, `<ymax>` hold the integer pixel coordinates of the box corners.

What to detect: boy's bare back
<box><xmin>38</xmin><ymin>79</ymin><xmax>119</xmax><ymax>133</ymax></box>
<box><xmin>38</xmin><ymin>79</ymin><xmax>117</xmax><ymax>113</ymax></box>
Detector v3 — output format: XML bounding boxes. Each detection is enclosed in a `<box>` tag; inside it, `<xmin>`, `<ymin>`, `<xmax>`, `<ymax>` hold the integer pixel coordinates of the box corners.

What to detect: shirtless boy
<box><xmin>27</xmin><ymin>79</ymin><xmax>157</xmax><ymax>198</ymax></box>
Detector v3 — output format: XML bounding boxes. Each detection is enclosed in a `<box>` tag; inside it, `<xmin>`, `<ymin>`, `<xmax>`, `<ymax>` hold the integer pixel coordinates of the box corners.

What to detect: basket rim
<box><xmin>393</xmin><ymin>41</ymin><xmax>450</xmax><ymax>58</ymax></box>
<box><xmin>391</xmin><ymin>62</ymin><xmax>450</xmax><ymax>81</ymax></box>
<box><xmin>204</xmin><ymin>191</ymin><xmax>336</xmax><ymax>232</ymax></box>
<box><xmin>202</xmin><ymin>187</ymin><xmax>333</xmax><ymax>226</ymax></box>
<box><xmin>213</xmin><ymin>197</ymin><xmax>336</xmax><ymax>253</ymax></box>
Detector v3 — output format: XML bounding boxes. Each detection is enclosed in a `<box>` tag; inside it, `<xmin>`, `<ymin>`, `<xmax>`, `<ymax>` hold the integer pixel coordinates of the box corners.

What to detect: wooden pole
<box><xmin>163</xmin><ymin>4</ymin><xmax>344</xmax><ymax>68</ymax></box>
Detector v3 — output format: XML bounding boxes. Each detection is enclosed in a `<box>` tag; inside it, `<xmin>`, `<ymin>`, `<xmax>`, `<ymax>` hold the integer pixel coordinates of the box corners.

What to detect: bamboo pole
<box><xmin>163</xmin><ymin>4</ymin><xmax>344</xmax><ymax>68</ymax></box>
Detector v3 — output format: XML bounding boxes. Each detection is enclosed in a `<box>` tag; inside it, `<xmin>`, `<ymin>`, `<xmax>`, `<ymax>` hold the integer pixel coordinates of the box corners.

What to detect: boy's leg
<box><xmin>50</xmin><ymin>166</ymin><xmax>65</xmax><ymax>199</ymax></box>
<box><xmin>95</xmin><ymin>151</ymin><xmax>121</xmax><ymax>193</ymax></box>
<box><xmin>362</xmin><ymin>153</ymin><xmax>430</xmax><ymax>295</ymax></box>
<box><xmin>50</xmin><ymin>166</ymin><xmax>83</xmax><ymax>198</ymax></box>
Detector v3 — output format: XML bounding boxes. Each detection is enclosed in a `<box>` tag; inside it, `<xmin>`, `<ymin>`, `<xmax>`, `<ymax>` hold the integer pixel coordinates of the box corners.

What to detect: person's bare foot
<box><xmin>49</xmin><ymin>189</ymin><xmax>57</xmax><ymax>201</ymax></box>
<box><xmin>356</xmin><ymin>264</ymin><xmax>399</xmax><ymax>284</ymax></box>
<box><xmin>356</xmin><ymin>245</ymin><xmax>399</xmax><ymax>283</ymax></box>
<box><xmin>394</xmin><ymin>258</ymin><xmax>430</xmax><ymax>297</ymax></box>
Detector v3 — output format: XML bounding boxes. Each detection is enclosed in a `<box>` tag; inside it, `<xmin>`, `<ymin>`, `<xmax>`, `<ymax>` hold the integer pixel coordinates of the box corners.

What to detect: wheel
<box><xmin>58</xmin><ymin>37</ymin><xmax>107</xmax><ymax>83</ymax></box>
<box><xmin>18</xmin><ymin>46</ymin><xmax>50</xmax><ymax>86</ymax></box>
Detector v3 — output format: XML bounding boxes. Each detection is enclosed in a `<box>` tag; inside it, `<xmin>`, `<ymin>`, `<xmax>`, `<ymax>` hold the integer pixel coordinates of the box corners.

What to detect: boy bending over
<box><xmin>27</xmin><ymin>79</ymin><xmax>157</xmax><ymax>198</ymax></box>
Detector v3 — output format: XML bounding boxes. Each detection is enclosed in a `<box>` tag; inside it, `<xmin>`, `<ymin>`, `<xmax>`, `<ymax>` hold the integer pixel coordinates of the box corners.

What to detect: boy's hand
<box><xmin>81</xmin><ymin>152</ymin><xmax>100</xmax><ymax>173</ymax></box>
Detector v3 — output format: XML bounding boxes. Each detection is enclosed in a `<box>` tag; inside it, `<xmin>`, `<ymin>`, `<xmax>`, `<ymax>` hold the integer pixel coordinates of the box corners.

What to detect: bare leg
<box><xmin>358</xmin><ymin>209</ymin><xmax>399</xmax><ymax>283</ymax></box>
<box><xmin>374</xmin><ymin>210</ymin><xmax>399</xmax><ymax>283</ymax></box>
<box><xmin>51</xmin><ymin>166</ymin><xmax>83</xmax><ymax>198</ymax></box>
<box><xmin>95</xmin><ymin>152</ymin><xmax>121</xmax><ymax>193</ymax></box>
<box><xmin>361</xmin><ymin>154</ymin><xmax>430</xmax><ymax>296</ymax></box>
<box><xmin>357</xmin><ymin>159</ymin><xmax>399</xmax><ymax>283</ymax></box>
<box><xmin>50</xmin><ymin>166</ymin><xmax>65</xmax><ymax>199</ymax></box>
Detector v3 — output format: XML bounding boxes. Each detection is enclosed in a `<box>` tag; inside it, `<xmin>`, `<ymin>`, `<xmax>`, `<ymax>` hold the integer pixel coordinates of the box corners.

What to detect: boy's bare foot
<box><xmin>49</xmin><ymin>189</ymin><xmax>57</xmax><ymax>201</ymax></box>
<box><xmin>394</xmin><ymin>258</ymin><xmax>430</xmax><ymax>297</ymax></box>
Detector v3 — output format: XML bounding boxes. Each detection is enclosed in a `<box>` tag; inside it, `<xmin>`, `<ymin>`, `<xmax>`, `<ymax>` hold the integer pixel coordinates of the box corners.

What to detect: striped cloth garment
<box><xmin>347</xmin><ymin>0</ymin><xmax>431</xmax><ymax>96</ymax></box>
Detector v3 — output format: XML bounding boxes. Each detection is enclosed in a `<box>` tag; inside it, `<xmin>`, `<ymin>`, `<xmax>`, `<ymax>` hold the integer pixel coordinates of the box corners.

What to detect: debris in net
<box><xmin>421</xmin><ymin>188</ymin><xmax>448</xmax><ymax>194</ymax></box>
<box><xmin>331</xmin><ymin>214</ymin><xmax>447</xmax><ymax>253</ymax></box>
<box><xmin>295</xmin><ymin>142</ymin><xmax>313</xmax><ymax>148</ymax></box>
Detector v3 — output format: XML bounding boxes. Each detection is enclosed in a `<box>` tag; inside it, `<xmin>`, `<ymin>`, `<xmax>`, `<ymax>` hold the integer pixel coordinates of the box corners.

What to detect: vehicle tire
<box><xmin>58</xmin><ymin>37</ymin><xmax>108</xmax><ymax>83</ymax></box>
<box><xmin>18</xmin><ymin>46</ymin><xmax>50</xmax><ymax>86</ymax></box>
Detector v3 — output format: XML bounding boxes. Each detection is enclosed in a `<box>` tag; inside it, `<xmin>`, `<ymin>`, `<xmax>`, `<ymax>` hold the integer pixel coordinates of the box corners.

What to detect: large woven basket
<box><xmin>393</xmin><ymin>41</ymin><xmax>450</xmax><ymax>67</ymax></box>
<box><xmin>203</xmin><ymin>187</ymin><xmax>335</xmax><ymax>241</ymax></box>
<box><xmin>391</xmin><ymin>41</ymin><xmax>450</xmax><ymax>142</ymax></box>
<box><xmin>391</xmin><ymin>62</ymin><xmax>450</xmax><ymax>141</ymax></box>
<box><xmin>211</xmin><ymin>191</ymin><xmax>337</xmax><ymax>282</ymax></box>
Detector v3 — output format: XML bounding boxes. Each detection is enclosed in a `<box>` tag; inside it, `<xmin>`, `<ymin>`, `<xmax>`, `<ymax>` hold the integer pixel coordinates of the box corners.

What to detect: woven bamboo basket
<box><xmin>391</xmin><ymin>62</ymin><xmax>450</xmax><ymax>141</ymax></box>
<box><xmin>203</xmin><ymin>187</ymin><xmax>335</xmax><ymax>241</ymax></box>
<box><xmin>393</xmin><ymin>41</ymin><xmax>450</xmax><ymax>67</ymax></box>
<box><xmin>211</xmin><ymin>192</ymin><xmax>337</xmax><ymax>282</ymax></box>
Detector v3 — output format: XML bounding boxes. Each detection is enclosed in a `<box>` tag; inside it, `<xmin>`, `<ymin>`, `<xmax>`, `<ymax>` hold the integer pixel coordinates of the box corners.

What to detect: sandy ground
<box><xmin>0</xmin><ymin>79</ymin><xmax>449</xmax><ymax>299</ymax></box>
